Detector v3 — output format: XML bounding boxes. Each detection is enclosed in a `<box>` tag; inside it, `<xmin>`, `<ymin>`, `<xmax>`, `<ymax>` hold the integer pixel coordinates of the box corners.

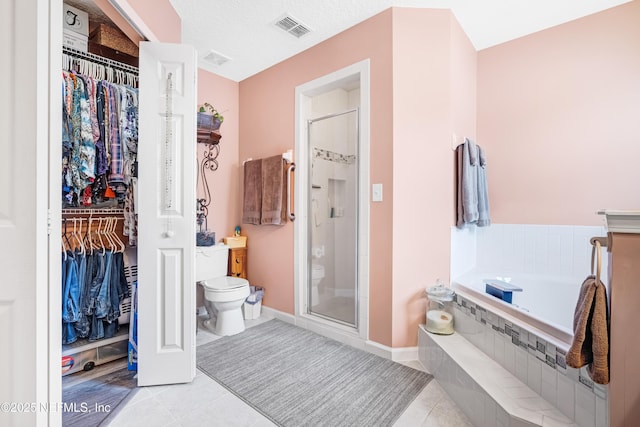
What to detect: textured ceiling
<box><xmin>71</xmin><ymin>0</ymin><xmax>632</xmax><ymax>82</ymax></box>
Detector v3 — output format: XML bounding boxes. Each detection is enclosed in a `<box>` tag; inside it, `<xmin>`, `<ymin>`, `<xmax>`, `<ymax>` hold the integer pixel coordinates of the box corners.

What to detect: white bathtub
<box><xmin>451</xmin><ymin>273</ymin><xmax>579</xmax><ymax>347</ymax></box>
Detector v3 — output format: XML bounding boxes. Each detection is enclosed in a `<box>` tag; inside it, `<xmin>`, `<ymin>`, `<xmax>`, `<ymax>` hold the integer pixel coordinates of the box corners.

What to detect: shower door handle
<box><xmin>287</xmin><ymin>162</ymin><xmax>296</xmax><ymax>221</ymax></box>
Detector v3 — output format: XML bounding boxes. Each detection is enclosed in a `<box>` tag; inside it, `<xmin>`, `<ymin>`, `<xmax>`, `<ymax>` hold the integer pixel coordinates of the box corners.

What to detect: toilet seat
<box><xmin>200</xmin><ymin>276</ymin><xmax>249</xmax><ymax>292</ymax></box>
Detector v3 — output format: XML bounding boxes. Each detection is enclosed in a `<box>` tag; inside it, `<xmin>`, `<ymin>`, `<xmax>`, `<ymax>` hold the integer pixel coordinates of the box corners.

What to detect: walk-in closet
<box><xmin>61</xmin><ymin>44</ymin><xmax>139</xmax><ymax>373</ymax></box>
<box><xmin>59</xmin><ymin>3</ymin><xmax>199</xmax><ymax>423</ymax></box>
<box><xmin>60</xmin><ymin>8</ymin><xmax>142</xmax><ymax>420</ymax></box>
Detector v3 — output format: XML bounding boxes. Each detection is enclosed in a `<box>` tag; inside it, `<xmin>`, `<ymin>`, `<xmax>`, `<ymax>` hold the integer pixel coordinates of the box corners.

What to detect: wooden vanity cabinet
<box><xmin>228</xmin><ymin>247</ymin><xmax>247</xmax><ymax>279</ymax></box>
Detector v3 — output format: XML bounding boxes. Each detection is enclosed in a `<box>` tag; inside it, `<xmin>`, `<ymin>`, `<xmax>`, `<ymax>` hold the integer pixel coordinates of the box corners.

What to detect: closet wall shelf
<box><xmin>62</xmin><ymin>207</ymin><xmax>124</xmax><ymax>215</ymax></box>
<box><xmin>61</xmin><ymin>328</ymin><xmax>128</xmax><ymax>355</ymax></box>
<box><xmin>63</xmin><ymin>45</ymin><xmax>138</xmax><ymax>74</ymax></box>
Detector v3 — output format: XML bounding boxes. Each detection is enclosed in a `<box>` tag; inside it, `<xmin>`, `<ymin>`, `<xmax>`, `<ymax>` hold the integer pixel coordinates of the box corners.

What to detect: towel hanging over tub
<box><xmin>566</xmin><ymin>275</ymin><xmax>609</xmax><ymax>384</ymax></box>
<box><xmin>456</xmin><ymin>138</ymin><xmax>490</xmax><ymax>228</ymax></box>
<box><xmin>566</xmin><ymin>240</ymin><xmax>610</xmax><ymax>384</ymax></box>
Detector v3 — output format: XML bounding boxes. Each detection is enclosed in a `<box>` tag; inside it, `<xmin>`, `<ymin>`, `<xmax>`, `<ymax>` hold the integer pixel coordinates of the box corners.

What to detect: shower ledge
<box><xmin>419</xmin><ymin>327</ymin><xmax>577</xmax><ymax>427</ymax></box>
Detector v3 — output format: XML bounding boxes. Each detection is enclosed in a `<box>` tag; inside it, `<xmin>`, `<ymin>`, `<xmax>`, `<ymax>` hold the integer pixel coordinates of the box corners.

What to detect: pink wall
<box><xmin>240</xmin><ymin>10</ymin><xmax>395</xmax><ymax>346</ymax></box>
<box><xmin>240</xmin><ymin>7</ymin><xmax>477</xmax><ymax>348</ymax></box>
<box><xmin>197</xmin><ymin>70</ymin><xmax>240</xmax><ymax>240</ymax></box>
<box><xmin>126</xmin><ymin>0</ymin><xmax>181</xmax><ymax>43</ymax></box>
<box><xmin>92</xmin><ymin>0</ymin><xmax>145</xmax><ymax>45</ymax></box>
<box><xmin>477</xmin><ymin>1</ymin><xmax>640</xmax><ymax>226</ymax></box>
<box><xmin>93</xmin><ymin>0</ymin><xmax>180</xmax><ymax>44</ymax></box>
<box><xmin>391</xmin><ymin>9</ymin><xmax>477</xmax><ymax>347</ymax></box>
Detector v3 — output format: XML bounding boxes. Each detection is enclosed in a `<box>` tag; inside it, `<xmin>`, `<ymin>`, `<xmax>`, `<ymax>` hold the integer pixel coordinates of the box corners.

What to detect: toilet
<box><xmin>196</xmin><ymin>244</ymin><xmax>250</xmax><ymax>336</ymax></box>
<box><xmin>311</xmin><ymin>263</ymin><xmax>325</xmax><ymax>306</ymax></box>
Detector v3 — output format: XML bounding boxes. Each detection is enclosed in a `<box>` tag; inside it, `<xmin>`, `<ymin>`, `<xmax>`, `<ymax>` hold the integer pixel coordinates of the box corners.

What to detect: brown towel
<box><xmin>261</xmin><ymin>155</ymin><xmax>287</xmax><ymax>225</ymax></box>
<box><xmin>566</xmin><ymin>275</ymin><xmax>609</xmax><ymax>384</ymax></box>
<box><xmin>242</xmin><ymin>159</ymin><xmax>262</xmax><ymax>225</ymax></box>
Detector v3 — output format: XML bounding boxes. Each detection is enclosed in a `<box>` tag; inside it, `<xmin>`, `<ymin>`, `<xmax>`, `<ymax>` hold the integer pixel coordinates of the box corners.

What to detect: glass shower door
<box><xmin>307</xmin><ymin>109</ymin><xmax>358</xmax><ymax>327</ymax></box>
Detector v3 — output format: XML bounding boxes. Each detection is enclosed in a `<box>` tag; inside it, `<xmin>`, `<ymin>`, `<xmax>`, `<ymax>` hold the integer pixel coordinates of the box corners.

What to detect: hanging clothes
<box><xmin>61</xmin><ymin>71</ymin><xmax>138</xmax><ymax>214</ymax></box>
<box><xmin>62</xmin><ymin>248</ymin><xmax>130</xmax><ymax>345</ymax></box>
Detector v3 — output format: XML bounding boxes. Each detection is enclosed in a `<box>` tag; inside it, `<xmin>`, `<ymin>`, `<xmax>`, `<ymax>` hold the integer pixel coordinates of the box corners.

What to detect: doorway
<box><xmin>294</xmin><ymin>60</ymin><xmax>370</xmax><ymax>342</ymax></box>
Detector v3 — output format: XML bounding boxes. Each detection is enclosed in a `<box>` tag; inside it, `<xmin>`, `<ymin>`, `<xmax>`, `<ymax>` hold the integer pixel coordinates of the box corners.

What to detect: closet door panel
<box><xmin>138</xmin><ymin>42</ymin><xmax>197</xmax><ymax>387</ymax></box>
<box><xmin>0</xmin><ymin>0</ymin><xmax>57</xmax><ymax>424</ymax></box>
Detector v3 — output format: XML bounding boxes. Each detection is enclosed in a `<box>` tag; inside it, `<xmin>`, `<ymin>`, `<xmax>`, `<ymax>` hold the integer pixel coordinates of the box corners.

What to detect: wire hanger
<box><xmin>61</xmin><ymin>233</ymin><xmax>68</xmax><ymax>261</ymax></box>
<box><xmin>62</xmin><ymin>219</ymin><xmax>73</xmax><ymax>251</ymax></box>
<box><xmin>84</xmin><ymin>216</ymin><xmax>94</xmax><ymax>254</ymax></box>
<box><xmin>111</xmin><ymin>217</ymin><xmax>126</xmax><ymax>253</ymax></box>
<box><xmin>105</xmin><ymin>217</ymin><xmax>121</xmax><ymax>253</ymax></box>
<box><xmin>73</xmin><ymin>218</ymin><xmax>86</xmax><ymax>256</ymax></box>
<box><xmin>101</xmin><ymin>217</ymin><xmax>116</xmax><ymax>252</ymax></box>
<box><xmin>95</xmin><ymin>217</ymin><xmax>105</xmax><ymax>254</ymax></box>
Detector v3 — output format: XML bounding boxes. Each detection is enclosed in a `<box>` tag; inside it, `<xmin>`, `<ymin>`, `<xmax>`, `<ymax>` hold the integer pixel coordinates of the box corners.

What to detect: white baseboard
<box><xmin>365</xmin><ymin>340</ymin><xmax>418</xmax><ymax>362</ymax></box>
<box><xmin>261</xmin><ymin>305</ymin><xmax>418</xmax><ymax>362</ymax></box>
<box><xmin>261</xmin><ymin>306</ymin><xmax>296</xmax><ymax>324</ymax></box>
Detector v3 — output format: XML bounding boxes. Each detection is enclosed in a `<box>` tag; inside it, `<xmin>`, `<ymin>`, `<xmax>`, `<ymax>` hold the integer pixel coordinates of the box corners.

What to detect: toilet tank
<box><xmin>196</xmin><ymin>244</ymin><xmax>230</xmax><ymax>282</ymax></box>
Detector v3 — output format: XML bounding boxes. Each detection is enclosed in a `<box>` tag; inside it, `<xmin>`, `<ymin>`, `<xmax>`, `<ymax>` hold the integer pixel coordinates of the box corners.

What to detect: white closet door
<box><xmin>1</xmin><ymin>0</ymin><xmax>60</xmax><ymax>424</ymax></box>
<box><xmin>138</xmin><ymin>41</ymin><xmax>197</xmax><ymax>386</ymax></box>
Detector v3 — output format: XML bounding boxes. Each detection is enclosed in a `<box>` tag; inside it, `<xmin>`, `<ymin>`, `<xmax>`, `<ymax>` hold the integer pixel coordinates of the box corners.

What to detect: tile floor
<box><xmin>83</xmin><ymin>314</ymin><xmax>472</xmax><ymax>426</ymax></box>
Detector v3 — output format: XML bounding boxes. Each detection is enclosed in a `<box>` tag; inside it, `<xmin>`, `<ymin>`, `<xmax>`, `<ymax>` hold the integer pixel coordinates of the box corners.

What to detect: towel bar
<box><xmin>590</xmin><ymin>236</ymin><xmax>608</xmax><ymax>247</ymax></box>
<box><xmin>287</xmin><ymin>162</ymin><xmax>295</xmax><ymax>221</ymax></box>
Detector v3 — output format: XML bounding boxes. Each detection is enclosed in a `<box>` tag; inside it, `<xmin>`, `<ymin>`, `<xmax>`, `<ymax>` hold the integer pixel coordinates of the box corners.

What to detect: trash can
<box><xmin>243</xmin><ymin>286</ymin><xmax>264</xmax><ymax>320</ymax></box>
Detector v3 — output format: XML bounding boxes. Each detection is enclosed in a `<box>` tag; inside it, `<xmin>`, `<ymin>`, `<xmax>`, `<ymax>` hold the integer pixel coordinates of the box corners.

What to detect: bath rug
<box><xmin>197</xmin><ymin>319</ymin><xmax>432</xmax><ymax>427</ymax></box>
<box><xmin>62</xmin><ymin>361</ymin><xmax>137</xmax><ymax>426</ymax></box>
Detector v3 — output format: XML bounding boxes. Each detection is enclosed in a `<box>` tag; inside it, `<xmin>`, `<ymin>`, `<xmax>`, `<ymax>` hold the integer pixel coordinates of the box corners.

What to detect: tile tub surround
<box><xmin>438</xmin><ymin>291</ymin><xmax>608</xmax><ymax>427</ymax></box>
<box><xmin>450</xmin><ymin>224</ymin><xmax>609</xmax><ymax>282</ymax></box>
<box><xmin>419</xmin><ymin>327</ymin><xmax>578</xmax><ymax>427</ymax></box>
<box><xmin>452</xmin><ymin>274</ymin><xmax>574</xmax><ymax>347</ymax></box>
<box><xmin>446</xmin><ymin>223</ymin><xmax>611</xmax><ymax>425</ymax></box>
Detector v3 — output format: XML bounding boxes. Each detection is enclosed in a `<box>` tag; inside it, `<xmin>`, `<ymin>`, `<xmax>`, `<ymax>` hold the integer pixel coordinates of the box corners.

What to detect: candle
<box><xmin>426</xmin><ymin>309</ymin><xmax>454</xmax><ymax>335</ymax></box>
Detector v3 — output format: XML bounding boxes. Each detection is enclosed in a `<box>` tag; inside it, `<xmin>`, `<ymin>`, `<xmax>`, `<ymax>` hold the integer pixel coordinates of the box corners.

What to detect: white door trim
<box><xmin>47</xmin><ymin>0</ymin><xmax>63</xmax><ymax>425</ymax></box>
<box><xmin>293</xmin><ymin>59</ymin><xmax>371</xmax><ymax>342</ymax></box>
<box><xmin>1</xmin><ymin>0</ymin><xmax>61</xmax><ymax>425</ymax></box>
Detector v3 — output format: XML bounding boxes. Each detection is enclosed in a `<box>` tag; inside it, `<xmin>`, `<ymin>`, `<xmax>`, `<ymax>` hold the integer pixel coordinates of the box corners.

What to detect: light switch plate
<box><xmin>372</xmin><ymin>183</ymin><xmax>383</xmax><ymax>202</ymax></box>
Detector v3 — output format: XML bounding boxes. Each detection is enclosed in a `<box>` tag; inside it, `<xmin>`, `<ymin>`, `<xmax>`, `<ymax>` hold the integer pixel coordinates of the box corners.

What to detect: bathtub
<box><xmin>451</xmin><ymin>273</ymin><xmax>578</xmax><ymax>348</ymax></box>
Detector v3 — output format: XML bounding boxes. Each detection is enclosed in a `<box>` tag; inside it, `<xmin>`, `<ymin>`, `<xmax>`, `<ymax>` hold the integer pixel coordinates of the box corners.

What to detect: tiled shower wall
<box><xmin>451</xmin><ymin>224</ymin><xmax>609</xmax><ymax>282</ymax></box>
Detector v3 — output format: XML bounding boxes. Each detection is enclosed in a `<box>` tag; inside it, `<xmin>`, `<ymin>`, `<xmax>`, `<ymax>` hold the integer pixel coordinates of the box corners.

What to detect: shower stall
<box><xmin>294</xmin><ymin>60</ymin><xmax>370</xmax><ymax>342</ymax></box>
<box><xmin>307</xmin><ymin>109</ymin><xmax>359</xmax><ymax>327</ymax></box>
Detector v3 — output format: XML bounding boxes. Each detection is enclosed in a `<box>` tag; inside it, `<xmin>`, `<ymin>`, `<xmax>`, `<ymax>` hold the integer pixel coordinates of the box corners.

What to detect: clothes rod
<box><xmin>63</xmin><ymin>46</ymin><xmax>139</xmax><ymax>74</ymax></box>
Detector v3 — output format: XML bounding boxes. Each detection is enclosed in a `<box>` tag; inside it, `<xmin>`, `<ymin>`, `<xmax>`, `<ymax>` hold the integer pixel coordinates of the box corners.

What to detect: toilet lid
<box><xmin>201</xmin><ymin>276</ymin><xmax>249</xmax><ymax>292</ymax></box>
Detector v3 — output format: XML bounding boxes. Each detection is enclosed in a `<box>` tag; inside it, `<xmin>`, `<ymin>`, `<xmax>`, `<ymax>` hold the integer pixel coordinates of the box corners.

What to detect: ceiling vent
<box><xmin>274</xmin><ymin>14</ymin><xmax>311</xmax><ymax>38</ymax></box>
<box><xmin>202</xmin><ymin>50</ymin><xmax>231</xmax><ymax>67</ymax></box>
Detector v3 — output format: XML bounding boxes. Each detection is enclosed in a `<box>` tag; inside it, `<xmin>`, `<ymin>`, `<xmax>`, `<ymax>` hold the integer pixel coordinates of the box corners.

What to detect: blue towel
<box><xmin>462</xmin><ymin>138</ymin><xmax>479</xmax><ymax>224</ymax></box>
<box><xmin>457</xmin><ymin>138</ymin><xmax>490</xmax><ymax>228</ymax></box>
<box><xmin>476</xmin><ymin>144</ymin><xmax>490</xmax><ymax>227</ymax></box>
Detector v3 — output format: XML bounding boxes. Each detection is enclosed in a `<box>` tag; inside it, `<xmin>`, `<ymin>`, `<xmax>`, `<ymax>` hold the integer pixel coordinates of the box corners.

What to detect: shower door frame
<box><xmin>294</xmin><ymin>59</ymin><xmax>370</xmax><ymax>343</ymax></box>
<box><xmin>307</xmin><ymin>108</ymin><xmax>360</xmax><ymax>328</ymax></box>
